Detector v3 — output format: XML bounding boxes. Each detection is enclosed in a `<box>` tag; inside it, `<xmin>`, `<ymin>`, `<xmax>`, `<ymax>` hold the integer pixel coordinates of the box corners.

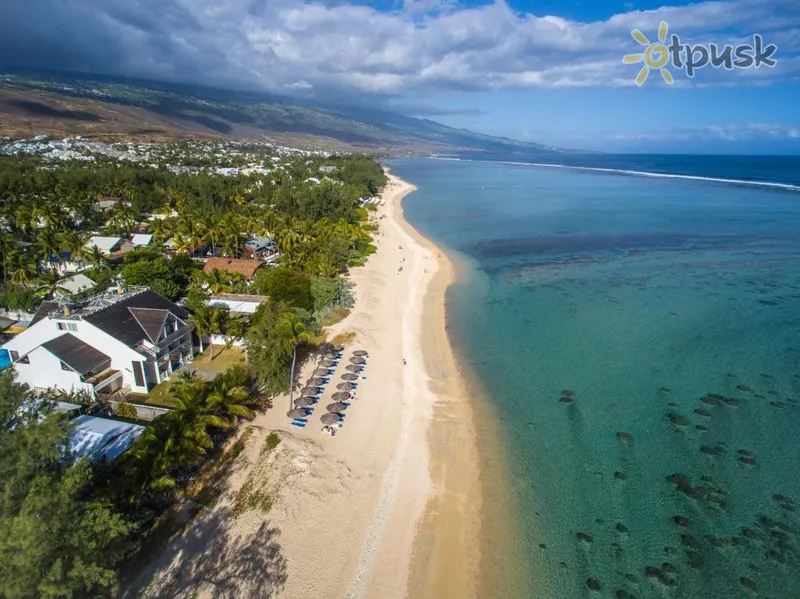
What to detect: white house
<box><xmin>131</xmin><ymin>234</ymin><xmax>153</xmax><ymax>248</ymax></box>
<box><xmin>2</xmin><ymin>287</ymin><xmax>194</xmax><ymax>398</ymax></box>
<box><xmin>208</xmin><ymin>294</ymin><xmax>265</xmax><ymax>346</ymax></box>
<box><xmin>209</xmin><ymin>294</ymin><xmax>266</xmax><ymax>315</ymax></box>
<box><xmin>59</xmin><ymin>273</ymin><xmax>96</xmax><ymax>295</ymax></box>
<box><xmin>86</xmin><ymin>236</ymin><xmax>131</xmax><ymax>256</ymax></box>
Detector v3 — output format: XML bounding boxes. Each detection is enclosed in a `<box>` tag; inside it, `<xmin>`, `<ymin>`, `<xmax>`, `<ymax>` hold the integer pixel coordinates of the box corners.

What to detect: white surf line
<box><xmin>345</xmin><ymin>208</ymin><xmax>428</xmax><ymax>599</ymax></box>
<box><xmin>429</xmin><ymin>156</ymin><xmax>800</xmax><ymax>192</ymax></box>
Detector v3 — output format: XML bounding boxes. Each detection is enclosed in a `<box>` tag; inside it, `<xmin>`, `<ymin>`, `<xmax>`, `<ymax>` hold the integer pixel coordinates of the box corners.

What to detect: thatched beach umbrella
<box><xmin>341</xmin><ymin>373</ymin><xmax>358</xmax><ymax>381</ymax></box>
<box><xmin>294</xmin><ymin>396</ymin><xmax>315</xmax><ymax>407</ymax></box>
<box><xmin>352</xmin><ymin>350</ymin><xmax>368</xmax><ymax>357</ymax></box>
<box><xmin>321</xmin><ymin>413</ymin><xmax>341</xmax><ymax>425</ymax></box>
<box><xmin>345</xmin><ymin>364</ymin><xmax>362</xmax><ymax>373</ymax></box>
<box><xmin>327</xmin><ymin>402</ymin><xmax>349</xmax><ymax>412</ymax></box>
<box><xmin>349</xmin><ymin>357</ymin><xmax>366</xmax><ymax>365</ymax></box>
<box><xmin>308</xmin><ymin>377</ymin><xmax>326</xmax><ymax>386</ymax></box>
<box><xmin>312</xmin><ymin>368</ymin><xmax>331</xmax><ymax>377</ymax></box>
<box><xmin>320</xmin><ymin>359</ymin><xmax>337</xmax><ymax>368</ymax></box>
<box><xmin>337</xmin><ymin>382</ymin><xmax>356</xmax><ymax>391</ymax></box>
<box><xmin>332</xmin><ymin>391</ymin><xmax>352</xmax><ymax>401</ymax></box>
<box><xmin>301</xmin><ymin>385</ymin><xmax>319</xmax><ymax>395</ymax></box>
<box><xmin>287</xmin><ymin>408</ymin><xmax>306</xmax><ymax>419</ymax></box>
<box><xmin>331</xmin><ymin>344</ymin><xmax>344</xmax><ymax>352</ymax></box>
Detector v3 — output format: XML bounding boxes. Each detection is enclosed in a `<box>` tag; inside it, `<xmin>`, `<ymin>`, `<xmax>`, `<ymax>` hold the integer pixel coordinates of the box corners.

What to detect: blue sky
<box><xmin>2</xmin><ymin>0</ymin><xmax>799</xmax><ymax>153</ymax></box>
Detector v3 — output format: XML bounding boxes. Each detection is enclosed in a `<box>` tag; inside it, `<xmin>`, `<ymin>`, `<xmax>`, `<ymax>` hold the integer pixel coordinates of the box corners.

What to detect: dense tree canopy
<box><xmin>0</xmin><ymin>373</ymin><xmax>134</xmax><ymax>599</ymax></box>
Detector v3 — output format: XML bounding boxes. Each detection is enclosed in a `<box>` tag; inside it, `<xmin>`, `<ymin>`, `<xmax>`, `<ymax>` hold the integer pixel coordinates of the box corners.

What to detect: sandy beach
<box><xmin>132</xmin><ymin>173</ymin><xmax>483</xmax><ymax>599</ymax></box>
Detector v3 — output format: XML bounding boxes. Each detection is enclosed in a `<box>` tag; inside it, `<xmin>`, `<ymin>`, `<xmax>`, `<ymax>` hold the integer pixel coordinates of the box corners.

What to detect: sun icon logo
<box><xmin>624</xmin><ymin>21</ymin><xmax>675</xmax><ymax>85</ymax></box>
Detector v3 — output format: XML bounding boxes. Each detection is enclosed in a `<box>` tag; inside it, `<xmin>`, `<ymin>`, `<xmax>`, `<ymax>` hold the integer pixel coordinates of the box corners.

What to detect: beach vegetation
<box><xmin>265</xmin><ymin>432</ymin><xmax>281</xmax><ymax>451</ymax></box>
<box><xmin>0</xmin><ymin>143</ymin><xmax>390</xmax><ymax>590</ymax></box>
<box><xmin>0</xmin><ymin>372</ymin><xmax>134</xmax><ymax>599</ymax></box>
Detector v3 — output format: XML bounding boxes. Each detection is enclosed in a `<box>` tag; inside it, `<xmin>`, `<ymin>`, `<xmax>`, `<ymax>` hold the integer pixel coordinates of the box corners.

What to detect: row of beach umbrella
<box><xmin>287</xmin><ymin>345</ymin><xmax>369</xmax><ymax>428</ymax></box>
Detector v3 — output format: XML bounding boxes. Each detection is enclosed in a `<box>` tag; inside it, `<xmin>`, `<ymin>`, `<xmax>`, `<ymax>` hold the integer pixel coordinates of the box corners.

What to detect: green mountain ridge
<box><xmin>0</xmin><ymin>70</ymin><xmax>565</xmax><ymax>154</ymax></box>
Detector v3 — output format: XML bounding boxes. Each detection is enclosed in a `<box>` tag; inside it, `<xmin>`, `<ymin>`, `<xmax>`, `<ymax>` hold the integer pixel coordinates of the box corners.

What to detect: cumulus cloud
<box><xmin>0</xmin><ymin>0</ymin><xmax>798</xmax><ymax>101</ymax></box>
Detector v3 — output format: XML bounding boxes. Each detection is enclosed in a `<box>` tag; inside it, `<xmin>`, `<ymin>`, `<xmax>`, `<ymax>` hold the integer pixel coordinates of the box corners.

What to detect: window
<box><xmin>56</xmin><ymin>322</ymin><xmax>77</xmax><ymax>332</ymax></box>
<box><xmin>9</xmin><ymin>350</ymin><xmax>19</xmax><ymax>361</ymax></box>
<box><xmin>18</xmin><ymin>355</ymin><xmax>29</xmax><ymax>364</ymax></box>
<box><xmin>60</xmin><ymin>361</ymin><xmax>73</xmax><ymax>372</ymax></box>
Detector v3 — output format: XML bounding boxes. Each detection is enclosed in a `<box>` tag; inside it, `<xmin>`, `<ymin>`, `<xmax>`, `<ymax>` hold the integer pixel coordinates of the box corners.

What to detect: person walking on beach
<box><xmin>403</xmin><ymin>358</ymin><xmax>406</xmax><ymax>365</ymax></box>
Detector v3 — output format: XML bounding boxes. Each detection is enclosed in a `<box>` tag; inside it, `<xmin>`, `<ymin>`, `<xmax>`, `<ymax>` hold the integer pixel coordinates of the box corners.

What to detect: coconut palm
<box><xmin>170</xmin><ymin>234</ymin><xmax>195</xmax><ymax>255</ymax></box>
<box><xmin>204</xmin><ymin>377</ymin><xmax>255</xmax><ymax>427</ymax></box>
<box><xmin>6</xmin><ymin>249</ymin><xmax>37</xmax><ymax>287</ymax></box>
<box><xmin>87</xmin><ymin>245</ymin><xmax>108</xmax><ymax>271</ymax></box>
<box><xmin>33</xmin><ymin>204</ymin><xmax>65</xmax><ymax>230</ymax></box>
<box><xmin>223</xmin><ymin>314</ymin><xmax>248</xmax><ymax>350</ymax></box>
<box><xmin>173</xmin><ymin>369</ymin><xmax>201</xmax><ymax>391</ymax></box>
<box><xmin>34</xmin><ymin>270</ymin><xmax>70</xmax><ymax>298</ymax></box>
<box><xmin>202</xmin><ymin>268</ymin><xmax>235</xmax><ymax>295</ymax></box>
<box><xmin>279</xmin><ymin>312</ymin><xmax>313</xmax><ymax>410</ymax></box>
<box><xmin>107</xmin><ymin>202</ymin><xmax>135</xmax><ymax>235</ymax></box>
<box><xmin>34</xmin><ymin>227</ymin><xmax>62</xmax><ymax>271</ymax></box>
<box><xmin>188</xmin><ymin>304</ymin><xmax>226</xmax><ymax>360</ymax></box>
<box><xmin>126</xmin><ymin>416</ymin><xmax>206</xmax><ymax>495</ymax></box>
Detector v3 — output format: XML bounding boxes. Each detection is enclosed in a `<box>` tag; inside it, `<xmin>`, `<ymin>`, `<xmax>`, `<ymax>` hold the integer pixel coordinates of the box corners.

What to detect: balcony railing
<box><xmin>87</xmin><ymin>368</ymin><xmax>122</xmax><ymax>391</ymax></box>
<box><xmin>97</xmin><ymin>385</ymin><xmax>131</xmax><ymax>401</ymax></box>
<box><xmin>134</xmin><ymin>326</ymin><xmax>193</xmax><ymax>360</ymax></box>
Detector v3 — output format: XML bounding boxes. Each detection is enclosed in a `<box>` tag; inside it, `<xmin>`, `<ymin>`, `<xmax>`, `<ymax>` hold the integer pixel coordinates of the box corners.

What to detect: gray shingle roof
<box><xmin>83</xmin><ymin>290</ymin><xmax>189</xmax><ymax>348</ymax></box>
<box><xmin>41</xmin><ymin>333</ymin><xmax>111</xmax><ymax>376</ymax></box>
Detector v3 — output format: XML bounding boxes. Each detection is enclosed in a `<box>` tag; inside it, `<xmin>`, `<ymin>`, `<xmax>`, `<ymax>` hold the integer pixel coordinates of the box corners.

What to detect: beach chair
<box><xmin>291</xmin><ymin>420</ymin><xmax>306</xmax><ymax>429</ymax></box>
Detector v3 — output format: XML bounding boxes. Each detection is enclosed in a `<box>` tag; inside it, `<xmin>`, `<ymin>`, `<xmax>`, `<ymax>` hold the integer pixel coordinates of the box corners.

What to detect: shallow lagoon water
<box><xmin>390</xmin><ymin>157</ymin><xmax>800</xmax><ymax>599</ymax></box>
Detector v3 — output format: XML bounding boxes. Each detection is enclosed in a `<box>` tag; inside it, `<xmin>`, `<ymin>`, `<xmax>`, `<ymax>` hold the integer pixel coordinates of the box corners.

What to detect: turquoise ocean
<box><xmin>388</xmin><ymin>156</ymin><xmax>800</xmax><ymax>599</ymax></box>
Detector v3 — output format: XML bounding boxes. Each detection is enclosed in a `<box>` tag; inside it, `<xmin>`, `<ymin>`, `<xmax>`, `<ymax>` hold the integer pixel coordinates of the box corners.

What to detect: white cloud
<box><xmin>0</xmin><ymin>0</ymin><xmax>798</xmax><ymax>99</ymax></box>
<box><xmin>611</xmin><ymin>123</ymin><xmax>800</xmax><ymax>142</ymax></box>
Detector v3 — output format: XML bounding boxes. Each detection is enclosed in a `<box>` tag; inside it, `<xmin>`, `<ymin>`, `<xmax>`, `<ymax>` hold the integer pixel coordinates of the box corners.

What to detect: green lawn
<box><xmin>193</xmin><ymin>345</ymin><xmax>246</xmax><ymax>373</ymax></box>
<box><xmin>129</xmin><ymin>346</ymin><xmax>246</xmax><ymax>407</ymax></box>
<box><xmin>129</xmin><ymin>379</ymin><xmax>178</xmax><ymax>408</ymax></box>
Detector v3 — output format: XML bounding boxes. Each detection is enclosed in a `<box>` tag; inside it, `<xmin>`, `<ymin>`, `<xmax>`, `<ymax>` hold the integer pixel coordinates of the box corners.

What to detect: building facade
<box><xmin>2</xmin><ymin>287</ymin><xmax>194</xmax><ymax>398</ymax></box>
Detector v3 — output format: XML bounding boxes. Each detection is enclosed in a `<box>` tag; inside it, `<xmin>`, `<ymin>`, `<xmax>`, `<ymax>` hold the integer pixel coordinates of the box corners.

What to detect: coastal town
<box><xmin>0</xmin><ymin>134</ymin><xmax>462</xmax><ymax>599</ymax></box>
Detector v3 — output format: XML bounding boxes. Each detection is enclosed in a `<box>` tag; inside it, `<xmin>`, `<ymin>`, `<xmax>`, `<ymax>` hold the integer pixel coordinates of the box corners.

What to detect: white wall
<box><xmin>209</xmin><ymin>333</ymin><xmax>245</xmax><ymax>347</ymax></box>
<box><xmin>2</xmin><ymin>317</ymin><xmax>151</xmax><ymax>394</ymax></box>
<box><xmin>12</xmin><ymin>346</ymin><xmax>94</xmax><ymax>396</ymax></box>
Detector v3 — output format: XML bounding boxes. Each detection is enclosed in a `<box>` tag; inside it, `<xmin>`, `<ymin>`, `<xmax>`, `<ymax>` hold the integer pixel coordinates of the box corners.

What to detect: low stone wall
<box><xmin>110</xmin><ymin>400</ymin><xmax>171</xmax><ymax>421</ymax></box>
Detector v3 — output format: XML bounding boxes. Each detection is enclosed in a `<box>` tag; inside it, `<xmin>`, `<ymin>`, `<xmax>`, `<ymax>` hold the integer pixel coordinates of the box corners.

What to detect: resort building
<box><xmin>1</xmin><ymin>286</ymin><xmax>194</xmax><ymax>399</ymax></box>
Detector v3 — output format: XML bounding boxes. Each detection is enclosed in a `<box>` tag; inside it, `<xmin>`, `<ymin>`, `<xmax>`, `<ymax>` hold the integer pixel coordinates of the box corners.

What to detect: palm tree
<box><xmin>87</xmin><ymin>245</ymin><xmax>108</xmax><ymax>272</ymax></box>
<box><xmin>279</xmin><ymin>312</ymin><xmax>313</xmax><ymax>410</ymax></box>
<box><xmin>205</xmin><ymin>377</ymin><xmax>255</xmax><ymax>427</ymax></box>
<box><xmin>202</xmin><ymin>268</ymin><xmax>233</xmax><ymax>295</ymax></box>
<box><xmin>224</xmin><ymin>314</ymin><xmax>247</xmax><ymax>351</ymax></box>
<box><xmin>6</xmin><ymin>249</ymin><xmax>36</xmax><ymax>288</ymax></box>
<box><xmin>188</xmin><ymin>304</ymin><xmax>225</xmax><ymax>360</ymax></box>
<box><xmin>173</xmin><ymin>369</ymin><xmax>200</xmax><ymax>391</ymax></box>
<box><xmin>149</xmin><ymin>218</ymin><xmax>173</xmax><ymax>244</ymax></box>
<box><xmin>169</xmin><ymin>385</ymin><xmax>230</xmax><ymax>440</ymax></box>
<box><xmin>170</xmin><ymin>233</ymin><xmax>195</xmax><ymax>255</ymax></box>
<box><xmin>126</xmin><ymin>416</ymin><xmax>207</xmax><ymax>495</ymax></box>
<box><xmin>0</xmin><ymin>230</ymin><xmax>13</xmax><ymax>282</ymax></box>
<box><xmin>33</xmin><ymin>204</ymin><xmax>64</xmax><ymax>230</ymax></box>
<box><xmin>35</xmin><ymin>270</ymin><xmax>70</xmax><ymax>298</ymax></box>
<box><xmin>34</xmin><ymin>227</ymin><xmax>62</xmax><ymax>271</ymax></box>
<box><xmin>199</xmin><ymin>212</ymin><xmax>220</xmax><ymax>257</ymax></box>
